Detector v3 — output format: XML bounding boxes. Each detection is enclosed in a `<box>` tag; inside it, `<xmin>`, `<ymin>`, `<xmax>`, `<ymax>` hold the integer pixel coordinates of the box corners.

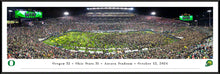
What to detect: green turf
<box><xmin>43</xmin><ymin>31</ymin><xmax>177</xmax><ymax>52</ymax></box>
<box><xmin>43</xmin><ymin>31</ymin><xmax>114</xmax><ymax>51</ymax></box>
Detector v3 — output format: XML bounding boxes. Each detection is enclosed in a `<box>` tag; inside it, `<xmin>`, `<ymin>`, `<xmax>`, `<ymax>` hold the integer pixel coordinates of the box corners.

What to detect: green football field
<box><xmin>43</xmin><ymin>31</ymin><xmax>177</xmax><ymax>52</ymax></box>
<box><xmin>43</xmin><ymin>31</ymin><xmax>110</xmax><ymax>51</ymax></box>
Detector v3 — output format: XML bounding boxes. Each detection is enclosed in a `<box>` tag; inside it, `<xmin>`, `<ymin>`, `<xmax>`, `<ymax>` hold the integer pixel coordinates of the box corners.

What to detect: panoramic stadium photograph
<box><xmin>7</xmin><ymin>7</ymin><xmax>213</xmax><ymax>59</ymax></box>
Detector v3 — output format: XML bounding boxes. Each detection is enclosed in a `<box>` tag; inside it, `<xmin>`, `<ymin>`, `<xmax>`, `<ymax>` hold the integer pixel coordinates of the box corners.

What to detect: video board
<box><xmin>15</xmin><ymin>10</ymin><xmax>43</xmax><ymax>18</ymax></box>
<box><xmin>179</xmin><ymin>15</ymin><xmax>193</xmax><ymax>21</ymax></box>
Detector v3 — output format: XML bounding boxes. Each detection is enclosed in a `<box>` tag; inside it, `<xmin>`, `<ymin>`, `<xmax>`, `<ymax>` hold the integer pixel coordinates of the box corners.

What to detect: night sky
<box><xmin>7</xmin><ymin>7</ymin><xmax>213</xmax><ymax>19</ymax></box>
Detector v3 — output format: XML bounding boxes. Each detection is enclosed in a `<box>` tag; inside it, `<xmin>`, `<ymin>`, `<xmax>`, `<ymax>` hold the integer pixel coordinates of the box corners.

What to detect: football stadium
<box><xmin>7</xmin><ymin>7</ymin><xmax>213</xmax><ymax>59</ymax></box>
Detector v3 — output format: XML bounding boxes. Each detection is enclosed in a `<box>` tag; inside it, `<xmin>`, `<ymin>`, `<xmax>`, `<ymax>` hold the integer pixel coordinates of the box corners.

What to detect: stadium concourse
<box><xmin>7</xmin><ymin>8</ymin><xmax>213</xmax><ymax>59</ymax></box>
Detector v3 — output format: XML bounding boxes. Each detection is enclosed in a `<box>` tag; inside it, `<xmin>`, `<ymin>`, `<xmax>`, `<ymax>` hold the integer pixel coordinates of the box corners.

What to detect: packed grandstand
<box><xmin>7</xmin><ymin>7</ymin><xmax>213</xmax><ymax>59</ymax></box>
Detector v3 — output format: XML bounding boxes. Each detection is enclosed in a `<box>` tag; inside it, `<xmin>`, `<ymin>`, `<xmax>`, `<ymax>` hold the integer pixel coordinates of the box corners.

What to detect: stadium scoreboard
<box><xmin>15</xmin><ymin>10</ymin><xmax>43</xmax><ymax>18</ymax></box>
<box><xmin>179</xmin><ymin>15</ymin><xmax>193</xmax><ymax>21</ymax></box>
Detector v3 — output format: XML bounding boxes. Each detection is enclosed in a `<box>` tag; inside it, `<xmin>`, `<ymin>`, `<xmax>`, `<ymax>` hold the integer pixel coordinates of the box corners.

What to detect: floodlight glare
<box><xmin>8</xmin><ymin>10</ymin><xmax>13</xmax><ymax>12</ymax></box>
<box><xmin>151</xmin><ymin>12</ymin><xmax>156</xmax><ymax>15</ymax></box>
<box><xmin>130</xmin><ymin>8</ymin><xmax>134</xmax><ymax>10</ymax></box>
<box><xmin>64</xmin><ymin>11</ymin><xmax>69</xmax><ymax>16</ymax></box>
<box><xmin>207</xmin><ymin>10</ymin><xmax>212</xmax><ymax>13</ymax></box>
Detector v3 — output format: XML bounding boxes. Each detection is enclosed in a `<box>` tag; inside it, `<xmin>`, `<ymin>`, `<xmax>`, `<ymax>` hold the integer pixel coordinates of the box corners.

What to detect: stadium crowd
<box><xmin>7</xmin><ymin>15</ymin><xmax>213</xmax><ymax>59</ymax></box>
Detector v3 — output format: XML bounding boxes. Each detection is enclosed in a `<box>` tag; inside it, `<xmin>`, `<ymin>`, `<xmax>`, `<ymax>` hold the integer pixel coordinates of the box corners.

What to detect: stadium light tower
<box><xmin>207</xmin><ymin>10</ymin><xmax>212</xmax><ymax>27</ymax></box>
<box><xmin>195</xmin><ymin>20</ymin><xmax>198</xmax><ymax>26</ymax></box>
<box><xmin>64</xmin><ymin>11</ymin><xmax>69</xmax><ymax>16</ymax></box>
<box><xmin>8</xmin><ymin>10</ymin><xmax>13</xmax><ymax>28</ymax></box>
<box><xmin>151</xmin><ymin>12</ymin><xmax>156</xmax><ymax>16</ymax></box>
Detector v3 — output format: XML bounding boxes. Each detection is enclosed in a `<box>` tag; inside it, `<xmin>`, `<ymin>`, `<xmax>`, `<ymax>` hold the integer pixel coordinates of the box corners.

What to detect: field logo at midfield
<box><xmin>205</xmin><ymin>60</ymin><xmax>213</xmax><ymax>67</ymax></box>
<box><xmin>8</xmin><ymin>60</ymin><xmax>15</xmax><ymax>66</ymax></box>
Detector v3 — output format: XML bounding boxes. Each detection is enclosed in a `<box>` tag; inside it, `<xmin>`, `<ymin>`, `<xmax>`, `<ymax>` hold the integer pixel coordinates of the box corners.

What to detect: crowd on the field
<box><xmin>7</xmin><ymin>15</ymin><xmax>213</xmax><ymax>59</ymax></box>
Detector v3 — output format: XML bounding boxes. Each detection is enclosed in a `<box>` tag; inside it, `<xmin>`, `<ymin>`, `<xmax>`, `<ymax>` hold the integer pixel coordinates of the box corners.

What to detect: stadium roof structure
<box><xmin>87</xmin><ymin>7</ymin><xmax>134</xmax><ymax>10</ymax></box>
